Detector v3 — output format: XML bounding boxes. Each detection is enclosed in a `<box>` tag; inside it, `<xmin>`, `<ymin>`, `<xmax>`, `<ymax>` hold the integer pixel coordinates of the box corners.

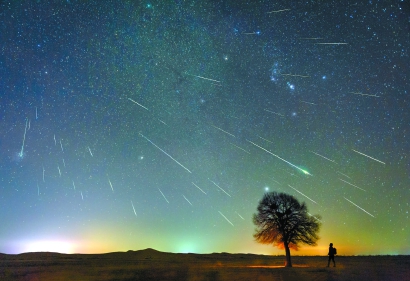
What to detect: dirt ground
<box><xmin>0</xmin><ymin>249</ymin><xmax>409</xmax><ymax>281</ymax></box>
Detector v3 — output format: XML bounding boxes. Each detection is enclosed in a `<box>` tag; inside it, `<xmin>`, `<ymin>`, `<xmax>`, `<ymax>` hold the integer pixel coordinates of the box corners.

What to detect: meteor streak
<box><xmin>72</xmin><ymin>180</ymin><xmax>76</xmax><ymax>190</ymax></box>
<box><xmin>300</xmin><ymin>100</ymin><xmax>317</xmax><ymax>105</ymax></box>
<box><xmin>209</xmin><ymin>180</ymin><xmax>231</xmax><ymax>197</ymax></box>
<box><xmin>264</xmin><ymin>109</ymin><xmax>284</xmax><ymax>117</ymax></box>
<box><xmin>298</xmin><ymin>37</ymin><xmax>323</xmax><ymax>40</ymax></box>
<box><xmin>352</xmin><ymin>149</ymin><xmax>385</xmax><ymax>164</ymax></box>
<box><xmin>19</xmin><ymin>118</ymin><xmax>28</xmax><ymax>158</ymax></box>
<box><xmin>131</xmin><ymin>201</ymin><xmax>137</xmax><ymax>217</ymax></box>
<box><xmin>60</xmin><ymin>140</ymin><xmax>64</xmax><ymax>153</ymax></box>
<box><xmin>80</xmin><ymin>191</ymin><xmax>84</xmax><ymax>200</ymax></box>
<box><xmin>192</xmin><ymin>182</ymin><xmax>207</xmax><ymax>194</ymax></box>
<box><xmin>88</xmin><ymin>146</ymin><xmax>93</xmax><ymax>157</ymax></box>
<box><xmin>349</xmin><ymin>92</ymin><xmax>380</xmax><ymax>98</ymax></box>
<box><xmin>267</xmin><ymin>8</ymin><xmax>291</xmax><ymax>13</ymax></box>
<box><xmin>54</xmin><ymin>134</ymin><xmax>56</xmax><ymax>146</ymax></box>
<box><xmin>281</xmin><ymin>73</ymin><xmax>310</xmax><ymax>78</ymax></box>
<box><xmin>288</xmin><ymin>185</ymin><xmax>318</xmax><ymax>204</ymax></box>
<box><xmin>128</xmin><ymin>97</ymin><xmax>149</xmax><ymax>110</ymax></box>
<box><xmin>272</xmin><ymin>179</ymin><xmax>281</xmax><ymax>185</ymax></box>
<box><xmin>308</xmin><ymin>212</ymin><xmax>322</xmax><ymax>222</ymax></box>
<box><xmin>35</xmin><ymin>107</ymin><xmax>38</xmax><ymax>119</ymax></box>
<box><xmin>158</xmin><ymin>188</ymin><xmax>170</xmax><ymax>203</ymax></box>
<box><xmin>182</xmin><ymin>195</ymin><xmax>193</xmax><ymax>206</ymax></box>
<box><xmin>315</xmin><ymin>42</ymin><xmax>348</xmax><ymax>45</ymax></box>
<box><xmin>247</xmin><ymin>140</ymin><xmax>312</xmax><ymax>175</ymax></box>
<box><xmin>310</xmin><ymin>151</ymin><xmax>337</xmax><ymax>164</ymax></box>
<box><xmin>337</xmin><ymin>171</ymin><xmax>351</xmax><ymax>179</ymax></box>
<box><xmin>42</xmin><ymin>166</ymin><xmax>45</xmax><ymax>182</ymax></box>
<box><xmin>230</xmin><ymin>143</ymin><xmax>250</xmax><ymax>154</ymax></box>
<box><xmin>62</xmin><ymin>158</ymin><xmax>66</xmax><ymax>167</ymax></box>
<box><xmin>344</xmin><ymin>197</ymin><xmax>375</xmax><ymax>218</ymax></box>
<box><xmin>108</xmin><ymin>178</ymin><xmax>114</xmax><ymax>192</ymax></box>
<box><xmin>140</xmin><ymin>133</ymin><xmax>192</xmax><ymax>173</ymax></box>
<box><xmin>57</xmin><ymin>165</ymin><xmax>61</xmax><ymax>177</ymax></box>
<box><xmin>258</xmin><ymin>135</ymin><xmax>273</xmax><ymax>144</ymax></box>
<box><xmin>218</xmin><ymin>211</ymin><xmax>234</xmax><ymax>226</ymax></box>
<box><xmin>211</xmin><ymin>125</ymin><xmax>236</xmax><ymax>138</ymax></box>
<box><xmin>158</xmin><ymin>119</ymin><xmax>167</xmax><ymax>125</ymax></box>
<box><xmin>185</xmin><ymin>72</ymin><xmax>221</xmax><ymax>83</ymax></box>
<box><xmin>236</xmin><ymin>211</ymin><xmax>245</xmax><ymax>220</ymax></box>
<box><xmin>339</xmin><ymin>178</ymin><xmax>366</xmax><ymax>191</ymax></box>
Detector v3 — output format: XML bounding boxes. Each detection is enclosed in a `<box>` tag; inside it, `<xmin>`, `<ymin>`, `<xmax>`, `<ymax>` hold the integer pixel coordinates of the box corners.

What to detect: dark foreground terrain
<box><xmin>0</xmin><ymin>249</ymin><xmax>409</xmax><ymax>281</ymax></box>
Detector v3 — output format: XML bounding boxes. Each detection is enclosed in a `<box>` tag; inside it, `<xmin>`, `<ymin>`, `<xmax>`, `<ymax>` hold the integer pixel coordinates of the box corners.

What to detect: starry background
<box><xmin>0</xmin><ymin>0</ymin><xmax>409</xmax><ymax>256</ymax></box>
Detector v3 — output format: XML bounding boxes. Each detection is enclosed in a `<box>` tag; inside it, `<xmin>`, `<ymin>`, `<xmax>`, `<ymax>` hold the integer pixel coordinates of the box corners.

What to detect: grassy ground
<box><xmin>0</xmin><ymin>250</ymin><xmax>409</xmax><ymax>281</ymax></box>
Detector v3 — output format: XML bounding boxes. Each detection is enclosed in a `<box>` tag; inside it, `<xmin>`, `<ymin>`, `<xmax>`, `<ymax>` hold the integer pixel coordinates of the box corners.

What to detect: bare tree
<box><xmin>253</xmin><ymin>192</ymin><xmax>321</xmax><ymax>267</ymax></box>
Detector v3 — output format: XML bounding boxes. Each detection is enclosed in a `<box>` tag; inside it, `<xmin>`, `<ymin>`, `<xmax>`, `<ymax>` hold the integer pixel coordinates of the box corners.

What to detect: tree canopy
<box><xmin>253</xmin><ymin>191</ymin><xmax>321</xmax><ymax>267</ymax></box>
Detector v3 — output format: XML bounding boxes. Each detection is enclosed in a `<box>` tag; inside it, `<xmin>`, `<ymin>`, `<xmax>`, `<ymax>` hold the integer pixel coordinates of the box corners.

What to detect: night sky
<box><xmin>1</xmin><ymin>0</ymin><xmax>409</xmax><ymax>256</ymax></box>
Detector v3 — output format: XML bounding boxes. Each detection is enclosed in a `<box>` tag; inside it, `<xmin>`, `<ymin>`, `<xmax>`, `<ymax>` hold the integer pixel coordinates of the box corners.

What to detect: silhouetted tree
<box><xmin>253</xmin><ymin>191</ymin><xmax>321</xmax><ymax>267</ymax></box>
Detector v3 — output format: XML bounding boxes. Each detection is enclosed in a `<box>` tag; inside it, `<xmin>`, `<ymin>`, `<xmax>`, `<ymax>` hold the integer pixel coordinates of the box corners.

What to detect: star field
<box><xmin>0</xmin><ymin>0</ymin><xmax>409</xmax><ymax>255</ymax></box>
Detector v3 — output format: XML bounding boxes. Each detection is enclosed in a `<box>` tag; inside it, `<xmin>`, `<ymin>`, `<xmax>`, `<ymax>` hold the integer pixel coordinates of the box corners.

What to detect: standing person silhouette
<box><xmin>327</xmin><ymin>243</ymin><xmax>336</xmax><ymax>267</ymax></box>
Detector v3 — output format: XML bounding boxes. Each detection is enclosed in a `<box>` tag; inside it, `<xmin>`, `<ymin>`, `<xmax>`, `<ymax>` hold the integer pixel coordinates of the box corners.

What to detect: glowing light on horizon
<box><xmin>22</xmin><ymin>240</ymin><xmax>75</xmax><ymax>253</ymax></box>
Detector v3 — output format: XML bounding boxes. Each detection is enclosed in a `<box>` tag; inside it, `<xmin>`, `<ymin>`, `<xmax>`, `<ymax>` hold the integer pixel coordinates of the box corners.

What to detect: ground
<box><xmin>0</xmin><ymin>249</ymin><xmax>409</xmax><ymax>281</ymax></box>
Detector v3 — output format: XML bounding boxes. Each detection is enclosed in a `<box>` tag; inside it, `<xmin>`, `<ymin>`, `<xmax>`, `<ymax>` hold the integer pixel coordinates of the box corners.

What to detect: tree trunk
<box><xmin>284</xmin><ymin>243</ymin><xmax>292</xmax><ymax>267</ymax></box>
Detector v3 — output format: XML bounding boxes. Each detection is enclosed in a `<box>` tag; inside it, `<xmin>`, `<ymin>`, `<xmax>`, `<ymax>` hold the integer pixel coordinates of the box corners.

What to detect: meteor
<box><xmin>192</xmin><ymin>182</ymin><xmax>207</xmax><ymax>194</ymax></box>
<box><xmin>108</xmin><ymin>177</ymin><xmax>114</xmax><ymax>192</ymax></box>
<box><xmin>182</xmin><ymin>195</ymin><xmax>193</xmax><ymax>206</ymax></box>
<box><xmin>209</xmin><ymin>180</ymin><xmax>231</xmax><ymax>197</ymax></box>
<box><xmin>230</xmin><ymin>143</ymin><xmax>250</xmax><ymax>154</ymax></box>
<box><xmin>267</xmin><ymin>8</ymin><xmax>291</xmax><ymax>13</ymax></box>
<box><xmin>88</xmin><ymin>146</ymin><xmax>93</xmax><ymax>157</ymax></box>
<box><xmin>131</xmin><ymin>201</ymin><xmax>137</xmax><ymax>217</ymax></box>
<box><xmin>352</xmin><ymin>149</ymin><xmax>385</xmax><ymax>165</ymax></box>
<box><xmin>140</xmin><ymin>133</ymin><xmax>191</xmax><ymax>173</ymax></box>
<box><xmin>308</xmin><ymin>212</ymin><xmax>322</xmax><ymax>222</ymax></box>
<box><xmin>349</xmin><ymin>91</ymin><xmax>380</xmax><ymax>97</ymax></box>
<box><xmin>339</xmin><ymin>178</ymin><xmax>366</xmax><ymax>191</ymax></box>
<box><xmin>344</xmin><ymin>197</ymin><xmax>375</xmax><ymax>218</ymax></box>
<box><xmin>288</xmin><ymin>185</ymin><xmax>318</xmax><ymax>204</ymax></box>
<box><xmin>236</xmin><ymin>211</ymin><xmax>245</xmax><ymax>220</ymax></box>
<box><xmin>185</xmin><ymin>72</ymin><xmax>221</xmax><ymax>83</ymax></box>
<box><xmin>315</xmin><ymin>42</ymin><xmax>348</xmax><ymax>45</ymax></box>
<box><xmin>300</xmin><ymin>100</ymin><xmax>317</xmax><ymax>105</ymax></box>
<box><xmin>128</xmin><ymin>97</ymin><xmax>149</xmax><ymax>110</ymax></box>
<box><xmin>158</xmin><ymin>188</ymin><xmax>170</xmax><ymax>204</ymax></box>
<box><xmin>258</xmin><ymin>135</ymin><xmax>273</xmax><ymax>144</ymax></box>
<box><xmin>212</xmin><ymin>125</ymin><xmax>236</xmax><ymax>138</ymax></box>
<box><xmin>218</xmin><ymin>211</ymin><xmax>234</xmax><ymax>226</ymax></box>
<box><xmin>18</xmin><ymin>118</ymin><xmax>28</xmax><ymax>158</ymax></box>
<box><xmin>310</xmin><ymin>151</ymin><xmax>337</xmax><ymax>164</ymax></box>
<box><xmin>247</xmin><ymin>140</ymin><xmax>312</xmax><ymax>175</ymax></box>
<box><xmin>337</xmin><ymin>171</ymin><xmax>351</xmax><ymax>179</ymax></box>
<box><xmin>263</xmin><ymin>109</ymin><xmax>284</xmax><ymax>117</ymax></box>
<box><xmin>281</xmin><ymin>73</ymin><xmax>310</xmax><ymax>78</ymax></box>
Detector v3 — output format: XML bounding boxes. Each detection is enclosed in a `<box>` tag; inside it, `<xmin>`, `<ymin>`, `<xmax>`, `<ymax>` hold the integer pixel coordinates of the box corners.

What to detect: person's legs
<box><xmin>332</xmin><ymin>256</ymin><xmax>336</xmax><ymax>267</ymax></box>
